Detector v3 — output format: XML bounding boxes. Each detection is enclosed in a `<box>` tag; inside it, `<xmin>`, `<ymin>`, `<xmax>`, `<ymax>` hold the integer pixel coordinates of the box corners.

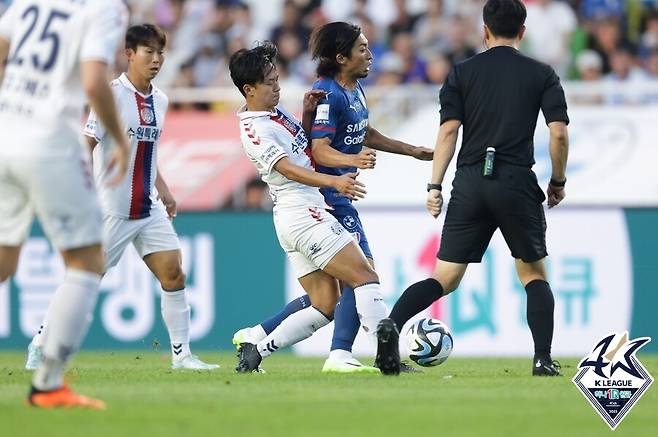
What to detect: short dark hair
<box><xmin>310</xmin><ymin>22</ymin><xmax>361</xmax><ymax>78</ymax></box>
<box><xmin>229</xmin><ymin>41</ymin><xmax>278</xmax><ymax>97</ymax></box>
<box><xmin>125</xmin><ymin>24</ymin><xmax>167</xmax><ymax>51</ymax></box>
<box><xmin>483</xmin><ymin>0</ymin><xmax>526</xmax><ymax>39</ymax></box>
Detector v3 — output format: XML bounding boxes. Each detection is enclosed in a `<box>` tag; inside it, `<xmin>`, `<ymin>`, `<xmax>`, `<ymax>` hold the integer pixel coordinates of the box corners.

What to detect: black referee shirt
<box><xmin>439</xmin><ymin>46</ymin><xmax>569</xmax><ymax>168</ymax></box>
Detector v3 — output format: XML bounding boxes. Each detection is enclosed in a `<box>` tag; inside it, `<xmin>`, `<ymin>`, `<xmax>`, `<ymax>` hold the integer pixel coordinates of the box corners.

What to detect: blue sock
<box><xmin>330</xmin><ymin>286</ymin><xmax>360</xmax><ymax>352</ymax></box>
<box><xmin>261</xmin><ymin>295</ymin><xmax>311</xmax><ymax>335</ymax></box>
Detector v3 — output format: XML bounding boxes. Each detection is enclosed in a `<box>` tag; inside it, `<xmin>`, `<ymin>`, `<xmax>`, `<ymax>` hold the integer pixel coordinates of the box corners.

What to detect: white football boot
<box><xmin>322</xmin><ymin>350</ymin><xmax>380</xmax><ymax>374</ymax></box>
<box><xmin>172</xmin><ymin>355</ymin><xmax>220</xmax><ymax>370</ymax></box>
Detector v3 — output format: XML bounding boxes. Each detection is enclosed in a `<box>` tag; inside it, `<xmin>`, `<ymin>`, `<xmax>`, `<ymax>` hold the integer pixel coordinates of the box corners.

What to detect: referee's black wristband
<box><xmin>549</xmin><ymin>177</ymin><xmax>566</xmax><ymax>188</ymax></box>
<box><xmin>427</xmin><ymin>183</ymin><xmax>442</xmax><ymax>192</ymax></box>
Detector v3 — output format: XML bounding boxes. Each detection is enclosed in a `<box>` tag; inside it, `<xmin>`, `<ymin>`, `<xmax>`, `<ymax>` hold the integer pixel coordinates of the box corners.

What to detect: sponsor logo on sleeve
<box><xmin>316</xmin><ymin>104</ymin><xmax>330</xmax><ymax>121</ymax></box>
<box><xmin>260</xmin><ymin>145</ymin><xmax>281</xmax><ymax>165</ymax></box>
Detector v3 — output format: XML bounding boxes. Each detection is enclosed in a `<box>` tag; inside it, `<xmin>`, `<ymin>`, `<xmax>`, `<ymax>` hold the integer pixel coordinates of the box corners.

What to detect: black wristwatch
<box><xmin>549</xmin><ymin>177</ymin><xmax>566</xmax><ymax>188</ymax></box>
<box><xmin>427</xmin><ymin>183</ymin><xmax>442</xmax><ymax>192</ymax></box>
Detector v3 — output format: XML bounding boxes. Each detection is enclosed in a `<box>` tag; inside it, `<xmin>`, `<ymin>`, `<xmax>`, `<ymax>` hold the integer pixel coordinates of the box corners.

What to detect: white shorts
<box><xmin>103</xmin><ymin>205</ymin><xmax>180</xmax><ymax>269</ymax></box>
<box><xmin>0</xmin><ymin>156</ymin><xmax>102</xmax><ymax>250</ymax></box>
<box><xmin>273</xmin><ymin>206</ymin><xmax>354</xmax><ymax>279</ymax></box>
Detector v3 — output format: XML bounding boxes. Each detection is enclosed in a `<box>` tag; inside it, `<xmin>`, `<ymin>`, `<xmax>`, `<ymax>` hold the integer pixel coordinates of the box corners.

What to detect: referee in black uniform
<box><xmin>375</xmin><ymin>0</ymin><xmax>569</xmax><ymax>376</ymax></box>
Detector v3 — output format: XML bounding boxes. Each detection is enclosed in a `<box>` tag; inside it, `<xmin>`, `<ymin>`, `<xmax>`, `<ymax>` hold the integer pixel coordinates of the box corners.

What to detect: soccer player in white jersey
<box><xmin>230</xmin><ymin>42</ymin><xmax>389</xmax><ymax>373</ymax></box>
<box><xmin>24</xmin><ymin>24</ymin><xmax>219</xmax><ymax>371</ymax></box>
<box><xmin>0</xmin><ymin>0</ymin><xmax>129</xmax><ymax>408</ymax></box>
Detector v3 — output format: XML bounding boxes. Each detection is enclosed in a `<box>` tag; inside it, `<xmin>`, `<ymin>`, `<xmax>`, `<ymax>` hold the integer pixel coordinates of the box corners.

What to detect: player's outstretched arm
<box><xmin>311</xmin><ymin>137</ymin><xmax>376</xmax><ymax>169</ymax></box>
<box><xmin>0</xmin><ymin>36</ymin><xmax>9</xmax><ymax>85</ymax></box>
<box><xmin>546</xmin><ymin>121</ymin><xmax>569</xmax><ymax>208</ymax></box>
<box><xmin>81</xmin><ymin>60</ymin><xmax>130</xmax><ymax>186</ymax></box>
<box><xmin>274</xmin><ymin>157</ymin><xmax>366</xmax><ymax>201</ymax></box>
<box><xmin>427</xmin><ymin>119</ymin><xmax>461</xmax><ymax>218</ymax></box>
<box><xmin>365</xmin><ymin>126</ymin><xmax>434</xmax><ymax>160</ymax></box>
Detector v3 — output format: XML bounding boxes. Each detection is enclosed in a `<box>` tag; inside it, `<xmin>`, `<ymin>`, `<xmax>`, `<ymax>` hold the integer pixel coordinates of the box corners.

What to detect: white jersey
<box><xmin>84</xmin><ymin>73</ymin><xmax>169</xmax><ymax>220</ymax></box>
<box><xmin>0</xmin><ymin>0</ymin><xmax>128</xmax><ymax>158</ymax></box>
<box><xmin>238</xmin><ymin>105</ymin><xmax>328</xmax><ymax>209</ymax></box>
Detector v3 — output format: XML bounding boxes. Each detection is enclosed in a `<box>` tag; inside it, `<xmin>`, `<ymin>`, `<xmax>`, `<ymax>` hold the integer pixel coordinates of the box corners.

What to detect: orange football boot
<box><xmin>28</xmin><ymin>385</ymin><xmax>106</xmax><ymax>410</ymax></box>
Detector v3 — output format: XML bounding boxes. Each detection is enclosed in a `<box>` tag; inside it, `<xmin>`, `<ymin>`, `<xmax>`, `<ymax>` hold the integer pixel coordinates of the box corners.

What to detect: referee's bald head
<box><xmin>483</xmin><ymin>0</ymin><xmax>527</xmax><ymax>39</ymax></box>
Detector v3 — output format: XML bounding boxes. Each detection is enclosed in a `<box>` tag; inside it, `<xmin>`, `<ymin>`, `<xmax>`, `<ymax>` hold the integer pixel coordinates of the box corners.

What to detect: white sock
<box><xmin>250</xmin><ymin>325</ymin><xmax>267</xmax><ymax>343</ymax></box>
<box><xmin>328</xmin><ymin>349</ymin><xmax>353</xmax><ymax>362</ymax></box>
<box><xmin>257</xmin><ymin>307</ymin><xmax>330</xmax><ymax>358</ymax></box>
<box><xmin>161</xmin><ymin>288</ymin><xmax>191</xmax><ymax>360</ymax></box>
<box><xmin>354</xmin><ymin>283</ymin><xmax>387</xmax><ymax>335</ymax></box>
<box><xmin>32</xmin><ymin>269</ymin><xmax>101</xmax><ymax>391</ymax></box>
<box><xmin>32</xmin><ymin>321</ymin><xmax>48</xmax><ymax>348</ymax></box>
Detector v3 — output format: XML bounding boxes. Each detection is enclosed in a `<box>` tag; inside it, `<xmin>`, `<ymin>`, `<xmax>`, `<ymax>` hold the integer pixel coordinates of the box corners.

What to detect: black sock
<box><xmin>525</xmin><ymin>279</ymin><xmax>555</xmax><ymax>359</ymax></box>
<box><xmin>389</xmin><ymin>278</ymin><xmax>444</xmax><ymax>330</ymax></box>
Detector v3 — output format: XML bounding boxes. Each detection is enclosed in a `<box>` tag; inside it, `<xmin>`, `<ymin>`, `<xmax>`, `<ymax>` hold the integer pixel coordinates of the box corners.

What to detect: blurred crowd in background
<box><xmin>88</xmin><ymin>0</ymin><xmax>658</xmax><ymax>90</ymax></box>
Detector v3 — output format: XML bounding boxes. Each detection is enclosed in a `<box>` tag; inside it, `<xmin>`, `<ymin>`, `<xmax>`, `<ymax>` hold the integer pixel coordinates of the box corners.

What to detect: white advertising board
<box><xmin>287</xmin><ymin>209</ymin><xmax>632</xmax><ymax>358</ymax></box>
<box><xmin>359</xmin><ymin>106</ymin><xmax>658</xmax><ymax>207</ymax></box>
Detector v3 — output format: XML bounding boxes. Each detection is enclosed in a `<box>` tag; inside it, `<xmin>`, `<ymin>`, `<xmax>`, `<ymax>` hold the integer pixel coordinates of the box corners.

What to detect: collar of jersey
<box><xmin>237</xmin><ymin>104</ymin><xmax>277</xmax><ymax>120</ymax></box>
<box><xmin>118</xmin><ymin>73</ymin><xmax>154</xmax><ymax>97</ymax></box>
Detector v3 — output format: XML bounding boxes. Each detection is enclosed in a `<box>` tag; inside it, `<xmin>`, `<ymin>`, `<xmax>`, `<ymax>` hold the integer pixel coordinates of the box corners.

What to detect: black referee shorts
<box><xmin>438</xmin><ymin>162</ymin><xmax>548</xmax><ymax>264</ymax></box>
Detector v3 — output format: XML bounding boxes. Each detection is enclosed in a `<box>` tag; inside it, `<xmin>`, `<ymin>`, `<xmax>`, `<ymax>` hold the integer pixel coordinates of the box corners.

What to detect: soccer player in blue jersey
<box><xmin>233</xmin><ymin>22</ymin><xmax>433</xmax><ymax>373</ymax></box>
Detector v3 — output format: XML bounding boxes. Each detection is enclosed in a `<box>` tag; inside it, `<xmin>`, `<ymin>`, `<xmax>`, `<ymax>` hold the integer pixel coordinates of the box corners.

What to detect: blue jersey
<box><xmin>311</xmin><ymin>77</ymin><xmax>369</xmax><ymax>207</ymax></box>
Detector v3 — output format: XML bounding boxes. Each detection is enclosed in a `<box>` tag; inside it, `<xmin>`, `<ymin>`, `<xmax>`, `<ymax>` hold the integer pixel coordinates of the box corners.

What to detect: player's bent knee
<box><xmin>518</xmin><ymin>273</ymin><xmax>547</xmax><ymax>288</ymax></box>
<box><xmin>62</xmin><ymin>248</ymin><xmax>105</xmax><ymax>275</ymax></box>
<box><xmin>515</xmin><ymin>259</ymin><xmax>547</xmax><ymax>286</ymax></box>
<box><xmin>441</xmin><ymin>279</ymin><xmax>459</xmax><ymax>294</ymax></box>
<box><xmin>307</xmin><ymin>289</ymin><xmax>339</xmax><ymax>317</ymax></box>
<box><xmin>433</xmin><ymin>273</ymin><xmax>461</xmax><ymax>295</ymax></box>
<box><xmin>160</xmin><ymin>268</ymin><xmax>186</xmax><ymax>291</ymax></box>
<box><xmin>314</xmin><ymin>302</ymin><xmax>336</xmax><ymax>319</ymax></box>
<box><xmin>352</xmin><ymin>262</ymin><xmax>378</xmax><ymax>286</ymax></box>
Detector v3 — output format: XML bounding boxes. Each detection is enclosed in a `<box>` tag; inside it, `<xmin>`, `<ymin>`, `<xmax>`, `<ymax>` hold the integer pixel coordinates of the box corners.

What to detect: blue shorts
<box><xmin>329</xmin><ymin>205</ymin><xmax>373</xmax><ymax>259</ymax></box>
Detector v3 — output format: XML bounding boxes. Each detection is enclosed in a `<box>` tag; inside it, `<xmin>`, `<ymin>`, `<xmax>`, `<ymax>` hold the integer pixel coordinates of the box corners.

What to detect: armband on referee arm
<box><xmin>427</xmin><ymin>183</ymin><xmax>442</xmax><ymax>192</ymax></box>
<box><xmin>549</xmin><ymin>177</ymin><xmax>566</xmax><ymax>188</ymax></box>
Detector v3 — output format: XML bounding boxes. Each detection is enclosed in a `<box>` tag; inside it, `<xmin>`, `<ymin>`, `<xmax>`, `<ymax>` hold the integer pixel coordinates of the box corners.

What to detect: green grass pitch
<box><xmin>1</xmin><ymin>352</ymin><xmax>656</xmax><ymax>437</ymax></box>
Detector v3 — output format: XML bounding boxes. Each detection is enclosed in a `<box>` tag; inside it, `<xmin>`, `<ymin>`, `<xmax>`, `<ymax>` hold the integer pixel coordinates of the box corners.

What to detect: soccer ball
<box><xmin>406</xmin><ymin>318</ymin><xmax>453</xmax><ymax>367</ymax></box>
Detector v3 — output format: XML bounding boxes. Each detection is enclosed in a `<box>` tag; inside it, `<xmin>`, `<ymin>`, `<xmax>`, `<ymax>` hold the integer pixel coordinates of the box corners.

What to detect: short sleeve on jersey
<box><xmin>80</xmin><ymin>0</ymin><xmax>128</xmax><ymax>64</ymax></box>
<box><xmin>246</xmin><ymin>132</ymin><xmax>288</xmax><ymax>175</ymax></box>
<box><xmin>0</xmin><ymin>1</ymin><xmax>18</xmax><ymax>40</ymax></box>
<box><xmin>83</xmin><ymin>109</ymin><xmax>106</xmax><ymax>142</ymax></box>
<box><xmin>311</xmin><ymin>91</ymin><xmax>339</xmax><ymax>141</ymax></box>
<box><xmin>540</xmin><ymin>68</ymin><xmax>570</xmax><ymax>125</ymax></box>
<box><xmin>439</xmin><ymin>67</ymin><xmax>464</xmax><ymax>124</ymax></box>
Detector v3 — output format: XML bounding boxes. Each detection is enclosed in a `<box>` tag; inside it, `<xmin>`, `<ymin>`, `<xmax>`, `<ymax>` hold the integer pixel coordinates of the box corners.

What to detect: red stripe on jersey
<box><xmin>304</xmin><ymin>145</ymin><xmax>315</xmax><ymax>169</ymax></box>
<box><xmin>312</xmin><ymin>126</ymin><xmax>336</xmax><ymax>132</ymax></box>
<box><xmin>270</xmin><ymin>113</ymin><xmax>298</xmax><ymax>136</ymax></box>
<box><xmin>129</xmin><ymin>92</ymin><xmax>156</xmax><ymax>219</ymax></box>
<box><xmin>129</xmin><ymin>141</ymin><xmax>147</xmax><ymax>219</ymax></box>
